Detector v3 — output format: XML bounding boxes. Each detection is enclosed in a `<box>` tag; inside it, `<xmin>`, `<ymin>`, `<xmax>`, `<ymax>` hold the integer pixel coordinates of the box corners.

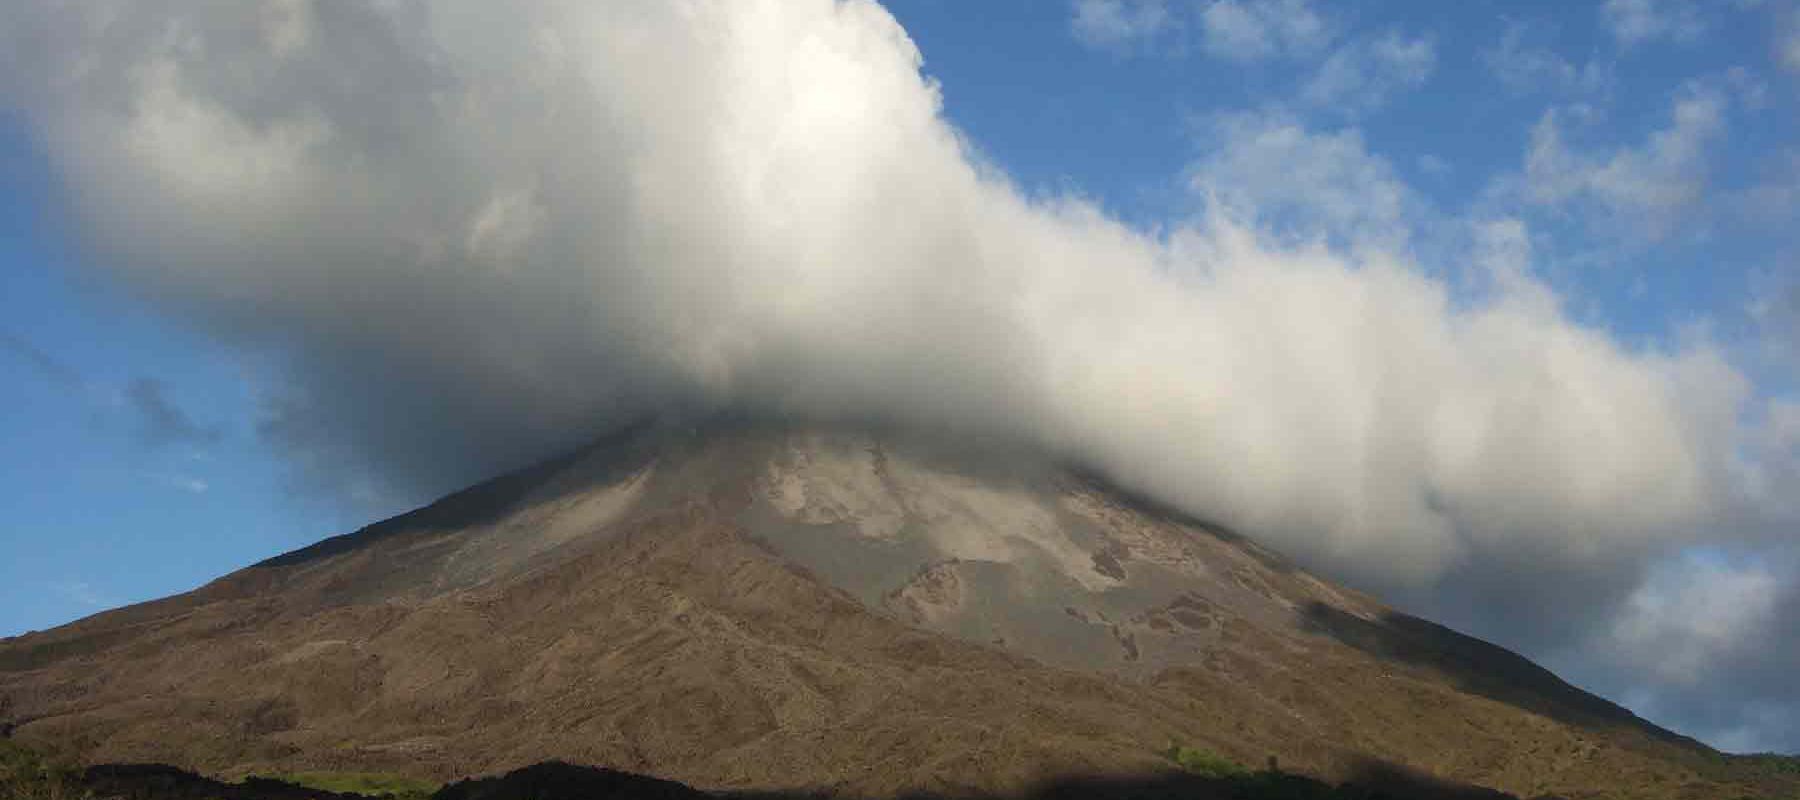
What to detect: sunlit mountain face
<box><xmin>6</xmin><ymin>421</ymin><xmax>1794</xmax><ymax>798</ymax></box>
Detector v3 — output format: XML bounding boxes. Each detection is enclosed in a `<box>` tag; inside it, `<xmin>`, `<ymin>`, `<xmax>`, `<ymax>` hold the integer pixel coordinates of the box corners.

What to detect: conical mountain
<box><xmin>0</xmin><ymin>422</ymin><xmax>1786</xmax><ymax>798</ymax></box>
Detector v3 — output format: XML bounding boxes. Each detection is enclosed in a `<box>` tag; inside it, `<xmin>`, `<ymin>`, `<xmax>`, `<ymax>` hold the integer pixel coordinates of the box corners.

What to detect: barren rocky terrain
<box><xmin>2</xmin><ymin>422</ymin><xmax>1792</xmax><ymax>799</ymax></box>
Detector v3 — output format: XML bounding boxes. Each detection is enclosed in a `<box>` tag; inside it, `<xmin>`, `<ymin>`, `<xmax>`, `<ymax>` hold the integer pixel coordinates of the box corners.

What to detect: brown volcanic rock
<box><xmin>0</xmin><ymin>423</ymin><xmax>1790</xmax><ymax>799</ymax></box>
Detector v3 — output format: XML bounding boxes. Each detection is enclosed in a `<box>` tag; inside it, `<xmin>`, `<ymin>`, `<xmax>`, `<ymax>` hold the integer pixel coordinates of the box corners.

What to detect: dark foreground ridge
<box><xmin>30</xmin><ymin>759</ymin><xmax>1538</xmax><ymax>800</ymax></box>
<box><xmin>2</xmin><ymin>737</ymin><xmax>1536</xmax><ymax>799</ymax></box>
<box><xmin>444</xmin><ymin>760</ymin><xmax>1524</xmax><ymax>800</ymax></box>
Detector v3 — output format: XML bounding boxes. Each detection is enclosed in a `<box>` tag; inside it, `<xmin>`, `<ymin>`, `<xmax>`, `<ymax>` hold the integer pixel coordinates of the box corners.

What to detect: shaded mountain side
<box><xmin>1</xmin><ymin>423</ymin><xmax>1792</xmax><ymax>799</ymax></box>
<box><xmin>253</xmin><ymin>421</ymin><xmax>658</xmax><ymax>573</ymax></box>
<box><xmin>1297</xmin><ymin>604</ymin><xmax>1698</xmax><ymax>746</ymax></box>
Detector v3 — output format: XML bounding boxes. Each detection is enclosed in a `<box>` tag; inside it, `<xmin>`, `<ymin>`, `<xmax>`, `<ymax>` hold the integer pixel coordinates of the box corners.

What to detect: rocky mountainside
<box><xmin>1</xmin><ymin>422</ymin><xmax>1789</xmax><ymax>798</ymax></box>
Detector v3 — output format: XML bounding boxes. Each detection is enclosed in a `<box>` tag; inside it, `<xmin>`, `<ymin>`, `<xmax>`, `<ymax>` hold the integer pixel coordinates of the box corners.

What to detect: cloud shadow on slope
<box><xmin>1298</xmin><ymin>601</ymin><xmax>1700</xmax><ymax>750</ymax></box>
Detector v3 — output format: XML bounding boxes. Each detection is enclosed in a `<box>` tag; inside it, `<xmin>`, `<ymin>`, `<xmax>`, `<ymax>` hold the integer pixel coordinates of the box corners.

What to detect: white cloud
<box><xmin>1300</xmin><ymin>30</ymin><xmax>1436</xmax><ymax>114</ymax></box>
<box><xmin>1523</xmin><ymin>83</ymin><xmax>1727</xmax><ymax>240</ymax></box>
<box><xmin>2</xmin><ymin>0</ymin><xmax>1747</xmax><ymax>595</ymax></box>
<box><xmin>1197</xmin><ymin>0</ymin><xmax>1330</xmax><ymax>61</ymax></box>
<box><xmin>1609</xmin><ymin>556</ymin><xmax>1781</xmax><ymax>685</ymax></box>
<box><xmin>1781</xmin><ymin>10</ymin><xmax>1800</xmax><ymax>72</ymax></box>
<box><xmin>1072</xmin><ymin>0</ymin><xmax>1338</xmax><ymax>64</ymax></box>
<box><xmin>1070</xmin><ymin>0</ymin><xmax>1172</xmax><ymax>52</ymax></box>
<box><xmin>1725</xmin><ymin>65</ymin><xmax>1770</xmax><ymax>110</ymax></box>
<box><xmin>1739</xmin><ymin>396</ymin><xmax>1800</xmax><ymax>521</ymax></box>
<box><xmin>1586</xmin><ymin>544</ymin><xmax>1800</xmax><ymax>752</ymax></box>
<box><xmin>1601</xmin><ymin>0</ymin><xmax>1708</xmax><ymax>46</ymax></box>
<box><xmin>1468</xmin><ymin>217</ymin><xmax>1556</xmax><ymax>309</ymax></box>
<box><xmin>1189</xmin><ymin>111</ymin><xmax>1418</xmax><ymax>250</ymax></box>
<box><xmin>1483</xmin><ymin>20</ymin><xmax>1611</xmax><ymax>95</ymax></box>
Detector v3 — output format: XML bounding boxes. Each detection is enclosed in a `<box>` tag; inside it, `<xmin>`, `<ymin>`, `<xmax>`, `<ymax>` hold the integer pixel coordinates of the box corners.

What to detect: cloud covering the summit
<box><xmin>3</xmin><ymin>0</ymin><xmax>1795</xmax><ymax>749</ymax></box>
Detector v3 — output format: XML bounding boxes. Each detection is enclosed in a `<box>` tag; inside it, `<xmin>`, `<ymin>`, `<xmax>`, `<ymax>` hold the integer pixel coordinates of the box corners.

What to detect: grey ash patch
<box><xmin>1091</xmin><ymin>546</ymin><xmax>1127</xmax><ymax>582</ymax></box>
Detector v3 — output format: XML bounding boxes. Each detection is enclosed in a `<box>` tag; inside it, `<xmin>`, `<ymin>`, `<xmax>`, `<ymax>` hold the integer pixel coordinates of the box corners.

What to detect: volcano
<box><xmin>0</xmin><ymin>422</ymin><xmax>1787</xmax><ymax>798</ymax></box>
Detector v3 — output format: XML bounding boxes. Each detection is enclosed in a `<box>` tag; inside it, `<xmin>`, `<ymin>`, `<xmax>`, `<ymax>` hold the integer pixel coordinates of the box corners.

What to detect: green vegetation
<box><xmin>0</xmin><ymin>741</ymin><xmax>86</xmax><ymax>800</ymax></box>
<box><xmin>248</xmin><ymin>771</ymin><xmax>437</xmax><ymax>800</ymax></box>
<box><xmin>1163</xmin><ymin>743</ymin><xmax>1250</xmax><ymax>779</ymax></box>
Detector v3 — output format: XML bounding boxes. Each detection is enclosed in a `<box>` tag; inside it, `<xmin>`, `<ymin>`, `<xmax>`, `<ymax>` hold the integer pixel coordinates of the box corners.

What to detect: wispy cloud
<box><xmin>1070</xmin><ymin>0</ymin><xmax>1173</xmax><ymax>53</ymax></box>
<box><xmin>1300</xmin><ymin>29</ymin><xmax>1436</xmax><ymax>114</ymax></box>
<box><xmin>1609</xmin><ymin>555</ymin><xmax>1782</xmax><ymax>685</ymax></box>
<box><xmin>1601</xmin><ymin>0</ymin><xmax>1708</xmax><ymax>47</ymax></box>
<box><xmin>125</xmin><ymin>377</ymin><xmax>221</xmax><ymax>449</ymax></box>
<box><xmin>1</xmin><ymin>332</ymin><xmax>82</xmax><ymax>392</ymax></box>
<box><xmin>1068</xmin><ymin>0</ymin><xmax>1331</xmax><ymax>61</ymax></box>
<box><xmin>1522</xmin><ymin>82</ymin><xmax>1728</xmax><ymax>241</ymax></box>
<box><xmin>1779</xmin><ymin>7</ymin><xmax>1800</xmax><ymax>71</ymax></box>
<box><xmin>1189</xmin><ymin>110</ymin><xmax>1420</xmax><ymax>249</ymax></box>
<box><xmin>1482</xmin><ymin>19</ymin><xmax>1611</xmax><ymax>96</ymax></box>
<box><xmin>1196</xmin><ymin>0</ymin><xmax>1330</xmax><ymax>61</ymax></box>
<box><xmin>5</xmin><ymin>332</ymin><xmax>224</xmax><ymax>452</ymax></box>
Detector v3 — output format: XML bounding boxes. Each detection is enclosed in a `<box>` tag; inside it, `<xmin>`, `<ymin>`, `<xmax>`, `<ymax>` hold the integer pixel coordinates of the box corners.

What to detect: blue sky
<box><xmin>1</xmin><ymin>121</ymin><xmax>317</xmax><ymax>628</ymax></box>
<box><xmin>2</xmin><ymin>0</ymin><xmax>1797</xmax><ymax>751</ymax></box>
<box><xmin>891</xmin><ymin>0</ymin><xmax>1793</xmax><ymax>347</ymax></box>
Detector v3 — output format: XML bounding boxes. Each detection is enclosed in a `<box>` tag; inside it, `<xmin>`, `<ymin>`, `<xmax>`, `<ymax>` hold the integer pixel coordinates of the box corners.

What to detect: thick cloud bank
<box><xmin>2</xmin><ymin>0</ymin><xmax>1791</xmax><ymax>749</ymax></box>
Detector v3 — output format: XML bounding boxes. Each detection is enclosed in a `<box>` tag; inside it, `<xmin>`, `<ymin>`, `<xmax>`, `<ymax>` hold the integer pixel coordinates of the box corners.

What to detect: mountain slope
<box><xmin>0</xmin><ymin>423</ymin><xmax>1785</xmax><ymax>798</ymax></box>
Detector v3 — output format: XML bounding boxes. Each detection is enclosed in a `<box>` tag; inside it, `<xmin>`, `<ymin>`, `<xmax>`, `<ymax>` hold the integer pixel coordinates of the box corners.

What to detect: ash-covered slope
<box><xmin>0</xmin><ymin>423</ymin><xmax>1782</xmax><ymax>798</ymax></box>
